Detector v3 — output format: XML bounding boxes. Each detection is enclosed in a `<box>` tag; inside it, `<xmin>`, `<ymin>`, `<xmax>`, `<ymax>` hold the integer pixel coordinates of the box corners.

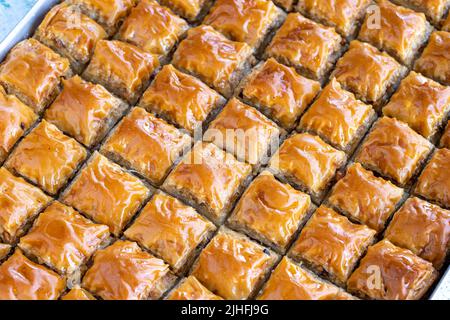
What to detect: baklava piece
<box><xmin>258</xmin><ymin>257</ymin><xmax>355</xmax><ymax>300</ymax></box>
<box><xmin>34</xmin><ymin>3</ymin><xmax>107</xmax><ymax>73</ymax></box>
<box><xmin>203</xmin><ymin>0</ymin><xmax>285</xmax><ymax>50</ymax></box>
<box><xmin>19</xmin><ymin>202</ymin><xmax>110</xmax><ymax>276</ymax></box>
<box><xmin>296</xmin><ymin>0</ymin><xmax>372</xmax><ymax>38</ymax></box>
<box><xmin>298</xmin><ymin>78</ymin><xmax>376</xmax><ymax>153</ymax></box>
<box><xmin>62</xmin><ymin>152</ymin><xmax>150</xmax><ymax>236</ymax></box>
<box><xmin>0</xmin><ymin>249</ymin><xmax>66</xmax><ymax>300</ymax></box>
<box><xmin>159</xmin><ymin>0</ymin><xmax>213</xmax><ymax>22</ymax></box>
<box><xmin>0</xmin><ymin>39</ymin><xmax>71</xmax><ymax>113</ymax></box>
<box><xmin>273</xmin><ymin>0</ymin><xmax>296</xmax><ymax>11</ymax></box>
<box><xmin>414</xmin><ymin>148</ymin><xmax>450</xmax><ymax>208</ymax></box>
<box><xmin>124</xmin><ymin>192</ymin><xmax>215</xmax><ymax>274</ymax></box>
<box><xmin>238</xmin><ymin>58</ymin><xmax>321</xmax><ymax>130</ymax></box>
<box><xmin>326</xmin><ymin>163</ymin><xmax>405</xmax><ymax>232</ymax></box>
<box><xmin>167</xmin><ymin>276</ymin><xmax>223</xmax><ymax>300</ymax></box>
<box><xmin>0</xmin><ymin>243</ymin><xmax>11</xmax><ymax>261</ymax></box>
<box><xmin>5</xmin><ymin>120</ymin><xmax>87</xmax><ymax>195</ymax></box>
<box><xmin>441</xmin><ymin>121</ymin><xmax>450</xmax><ymax>148</ymax></box>
<box><xmin>139</xmin><ymin>64</ymin><xmax>226</xmax><ymax>135</ymax></box>
<box><xmin>0</xmin><ymin>86</ymin><xmax>37</xmax><ymax>163</ymax></box>
<box><xmin>116</xmin><ymin>0</ymin><xmax>189</xmax><ymax>57</ymax></box>
<box><xmin>414</xmin><ymin>31</ymin><xmax>450</xmax><ymax>85</ymax></box>
<box><xmin>332</xmin><ymin>40</ymin><xmax>407</xmax><ymax>108</ymax></box>
<box><xmin>268</xmin><ymin>133</ymin><xmax>346</xmax><ymax>203</ymax></box>
<box><xmin>45</xmin><ymin>76</ymin><xmax>128</xmax><ymax>148</ymax></box>
<box><xmin>355</xmin><ymin>117</ymin><xmax>433</xmax><ymax>187</ymax></box>
<box><xmin>358</xmin><ymin>0</ymin><xmax>432</xmax><ymax>65</ymax></box>
<box><xmin>82</xmin><ymin>240</ymin><xmax>175</xmax><ymax>300</ymax></box>
<box><xmin>347</xmin><ymin>239</ymin><xmax>437</xmax><ymax>300</ymax></box>
<box><xmin>172</xmin><ymin>25</ymin><xmax>254</xmax><ymax>98</ymax></box>
<box><xmin>391</xmin><ymin>0</ymin><xmax>449</xmax><ymax>25</ymax></box>
<box><xmin>264</xmin><ymin>13</ymin><xmax>343</xmax><ymax>82</ymax></box>
<box><xmin>83</xmin><ymin>40</ymin><xmax>159</xmax><ymax>104</ymax></box>
<box><xmin>101</xmin><ymin>107</ymin><xmax>191</xmax><ymax>185</ymax></box>
<box><xmin>289</xmin><ymin>206</ymin><xmax>376</xmax><ymax>286</ymax></box>
<box><xmin>442</xmin><ymin>13</ymin><xmax>450</xmax><ymax>31</ymax></box>
<box><xmin>163</xmin><ymin>142</ymin><xmax>252</xmax><ymax>224</ymax></box>
<box><xmin>383</xmin><ymin>71</ymin><xmax>450</xmax><ymax>140</ymax></box>
<box><xmin>385</xmin><ymin>197</ymin><xmax>450</xmax><ymax>269</ymax></box>
<box><xmin>228</xmin><ymin>171</ymin><xmax>312</xmax><ymax>253</ymax></box>
<box><xmin>204</xmin><ymin>98</ymin><xmax>282</xmax><ymax>166</ymax></box>
<box><xmin>191</xmin><ymin>228</ymin><xmax>278</xmax><ymax>300</ymax></box>
<box><xmin>61</xmin><ymin>287</ymin><xmax>96</xmax><ymax>300</ymax></box>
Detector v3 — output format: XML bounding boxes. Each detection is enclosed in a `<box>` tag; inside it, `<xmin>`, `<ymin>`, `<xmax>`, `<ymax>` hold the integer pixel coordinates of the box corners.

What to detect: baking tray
<box><xmin>0</xmin><ymin>0</ymin><xmax>448</xmax><ymax>301</ymax></box>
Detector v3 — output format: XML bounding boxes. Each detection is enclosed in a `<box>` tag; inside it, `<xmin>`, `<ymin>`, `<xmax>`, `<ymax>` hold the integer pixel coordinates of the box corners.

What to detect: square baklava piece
<box><xmin>0</xmin><ymin>86</ymin><xmax>37</xmax><ymax>163</ymax></box>
<box><xmin>441</xmin><ymin>121</ymin><xmax>450</xmax><ymax>148</ymax></box>
<box><xmin>139</xmin><ymin>64</ymin><xmax>226</xmax><ymax>135</ymax></box>
<box><xmin>116</xmin><ymin>0</ymin><xmax>189</xmax><ymax>57</ymax></box>
<box><xmin>34</xmin><ymin>3</ymin><xmax>107</xmax><ymax>73</ymax></box>
<box><xmin>414</xmin><ymin>148</ymin><xmax>450</xmax><ymax>208</ymax></box>
<box><xmin>332</xmin><ymin>40</ymin><xmax>407</xmax><ymax>108</ymax></box>
<box><xmin>326</xmin><ymin>163</ymin><xmax>405</xmax><ymax>232</ymax></box>
<box><xmin>391</xmin><ymin>0</ymin><xmax>449</xmax><ymax>25</ymax></box>
<box><xmin>268</xmin><ymin>132</ymin><xmax>346</xmax><ymax>203</ymax></box>
<box><xmin>257</xmin><ymin>257</ymin><xmax>354</xmax><ymax>300</ymax></box>
<box><xmin>264</xmin><ymin>13</ymin><xmax>343</xmax><ymax>82</ymax></box>
<box><xmin>159</xmin><ymin>0</ymin><xmax>212</xmax><ymax>22</ymax></box>
<box><xmin>204</xmin><ymin>98</ymin><xmax>282</xmax><ymax>166</ymax></box>
<box><xmin>238</xmin><ymin>58</ymin><xmax>321</xmax><ymax>130</ymax></box>
<box><xmin>298</xmin><ymin>78</ymin><xmax>376</xmax><ymax>153</ymax></box>
<box><xmin>289</xmin><ymin>206</ymin><xmax>376</xmax><ymax>287</ymax></box>
<box><xmin>5</xmin><ymin>120</ymin><xmax>87</xmax><ymax>195</ymax></box>
<box><xmin>172</xmin><ymin>25</ymin><xmax>254</xmax><ymax>98</ymax></box>
<box><xmin>61</xmin><ymin>287</ymin><xmax>96</xmax><ymax>300</ymax></box>
<box><xmin>19</xmin><ymin>201</ymin><xmax>110</xmax><ymax>276</ymax></box>
<box><xmin>82</xmin><ymin>240</ymin><xmax>175</xmax><ymax>300</ymax></box>
<box><xmin>0</xmin><ymin>249</ymin><xmax>66</xmax><ymax>300</ymax></box>
<box><xmin>62</xmin><ymin>152</ymin><xmax>150</xmax><ymax>236</ymax></box>
<box><xmin>355</xmin><ymin>116</ymin><xmax>433</xmax><ymax>187</ymax></box>
<box><xmin>228</xmin><ymin>171</ymin><xmax>312</xmax><ymax>253</ymax></box>
<box><xmin>0</xmin><ymin>39</ymin><xmax>71</xmax><ymax>113</ymax></box>
<box><xmin>0</xmin><ymin>168</ymin><xmax>50</xmax><ymax>244</ymax></box>
<box><xmin>358</xmin><ymin>0</ymin><xmax>432</xmax><ymax>66</ymax></box>
<box><xmin>347</xmin><ymin>239</ymin><xmax>437</xmax><ymax>300</ymax></box>
<box><xmin>383</xmin><ymin>71</ymin><xmax>450</xmax><ymax>140</ymax></box>
<box><xmin>163</xmin><ymin>142</ymin><xmax>252</xmax><ymax>224</ymax></box>
<box><xmin>45</xmin><ymin>76</ymin><xmax>128</xmax><ymax>148</ymax></box>
<box><xmin>83</xmin><ymin>40</ymin><xmax>159</xmax><ymax>104</ymax></box>
<box><xmin>385</xmin><ymin>197</ymin><xmax>450</xmax><ymax>269</ymax></box>
<box><xmin>101</xmin><ymin>107</ymin><xmax>191</xmax><ymax>185</ymax></box>
<box><xmin>414</xmin><ymin>31</ymin><xmax>450</xmax><ymax>85</ymax></box>
<box><xmin>124</xmin><ymin>192</ymin><xmax>215</xmax><ymax>274</ymax></box>
<box><xmin>191</xmin><ymin>227</ymin><xmax>278</xmax><ymax>300</ymax></box>
<box><xmin>167</xmin><ymin>276</ymin><xmax>223</xmax><ymax>300</ymax></box>
<box><xmin>203</xmin><ymin>0</ymin><xmax>285</xmax><ymax>50</ymax></box>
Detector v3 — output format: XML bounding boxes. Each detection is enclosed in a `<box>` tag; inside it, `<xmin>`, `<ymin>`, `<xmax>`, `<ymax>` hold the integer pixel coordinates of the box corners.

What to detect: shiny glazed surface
<box><xmin>167</xmin><ymin>276</ymin><xmax>223</xmax><ymax>300</ymax></box>
<box><xmin>159</xmin><ymin>0</ymin><xmax>205</xmax><ymax>20</ymax></box>
<box><xmin>61</xmin><ymin>287</ymin><xmax>96</xmax><ymax>300</ymax></box>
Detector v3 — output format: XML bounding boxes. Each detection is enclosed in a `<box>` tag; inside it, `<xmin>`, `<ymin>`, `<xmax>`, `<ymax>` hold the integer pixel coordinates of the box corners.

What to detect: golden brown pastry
<box><xmin>159</xmin><ymin>0</ymin><xmax>209</xmax><ymax>22</ymax></box>
<box><xmin>0</xmin><ymin>243</ymin><xmax>11</xmax><ymax>260</ymax></box>
<box><xmin>391</xmin><ymin>0</ymin><xmax>448</xmax><ymax>24</ymax></box>
<box><xmin>441</xmin><ymin>121</ymin><xmax>450</xmax><ymax>148</ymax></box>
<box><xmin>442</xmin><ymin>13</ymin><xmax>450</xmax><ymax>31</ymax></box>
<box><xmin>61</xmin><ymin>287</ymin><xmax>96</xmax><ymax>300</ymax></box>
<box><xmin>167</xmin><ymin>276</ymin><xmax>223</xmax><ymax>300</ymax></box>
<box><xmin>273</xmin><ymin>0</ymin><xmax>296</xmax><ymax>11</ymax></box>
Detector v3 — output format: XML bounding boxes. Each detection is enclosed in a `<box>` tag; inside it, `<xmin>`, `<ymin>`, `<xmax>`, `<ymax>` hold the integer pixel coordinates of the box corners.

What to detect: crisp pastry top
<box><xmin>117</xmin><ymin>0</ymin><xmax>188</xmax><ymax>56</ymax></box>
<box><xmin>385</xmin><ymin>197</ymin><xmax>450</xmax><ymax>269</ymax></box>
<box><xmin>333</xmin><ymin>40</ymin><xmax>403</xmax><ymax>103</ymax></box>
<box><xmin>204</xmin><ymin>98</ymin><xmax>281</xmax><ymax>165</ymax></box>
<box><xmin>299</xmin><ymin>78</ymin><xmax>374</xmax><ymax>150</ymax></box>
<box><xmin>356</xmin><ymin>117</ymin><xmax>432</xmax><ymax>185</ymax></box>
<box><xmin>290</xmin><ymin>206</ymin><xmax>376</xmax><ymax>284</ymax></box>
<box><xmin>0</xmin><ymin>249</ymin><xmax>65</xmax><ymax>300</ymax></box>
<box><xmin>61</xmin><ymin>287</ymin><xmax>96</xmax><ymax>300</ymax></box>
<box><xmin>269</xmin><ymin>133</ymin><xmax>346</xmax><ymax>194</ymax></box>
<box><xmin>167</xmin><ymin>276</ymin><xmax>223</xmax><ymax>300</ymax></box>
<box><xmin>62</xmin><ymin>152</ymin><xmax>149</xmax><ymax>236</ymax></box>
<box><xmin>0</xmin><ymin>39</ymin><xmax>70</xmax><ymax>112</ymax></box>
<box><xmin>102</xmin><ymin>107</ymin><xmax>191</xmax><ymax>185</ymax></box>
<box><xmin>204</xmin><ymin>0</ymin><xmax>282</xmax><ymax>47</ymax></box>
<box><xmin>347</xmin><ymin>239</ymin><xmax>436</xmax><ymax>300</ymax></box>
<box><xmin>0</xmin><ymin>243</ymin><xmax>11</xmax><ymax>260</ymax></box>
<box><xmin>441</xmin><ymin>121</ymin><xmax>450</xmax><ymax>149</ymax></box>
<box><xmin>140</xmin><ymin>64</ymin><xmax>223</xmax><ymax>134</ymax></box>
<box><xmin>159</xmin><ymin>0</ymin><xmax>207</xmax><ymax>21</ymax></box>
<box><xmin>406</xmin><ymin>0</ymin><xmax>448</xmax><ymax>23</ymax></box>
<box><xmin>45</xmin><ymin>76</ymin><xmax>122</xmax><ymax>147</ymax></box>
<box><xmin>124</xmin><ymin>192</ymin><xmax>214</xmax><ymax>270</ymax></box>
<box><xmin>383</xmin><ymin>71</ymin><xmax>450</xmax><ymax>139</ymax></box>
<box><xmin>328</xmin><ymin>163</ymin><xmax>404</xmax><ymax>232</ymax></box>
<box><xmin>19</xmin><ymin>202</ymin><xmax>110</xmax><ymax>275</ymax></box>
<box><xmin>230</xmin><ymin>171</ymin><xmax>311</xmax><ymax>249</ymax></box>
<box><xmin>242</xmin><ymin>58</ymin><xmax>321</xmax><ymax>129</ymax></box>
<box><xmin>191</xmin><ymin>228</ymin><xmax>276</xmax><ymax>300</ymax></box>
<box><xmin>0</xmin><ymin>168</ymin><xmax>50</xmax><ymax>243</ymax></box>
<box><xmin>82</xmin><ymin>240</ymin><xmax>170</xmax><ymax>300</ymax></box>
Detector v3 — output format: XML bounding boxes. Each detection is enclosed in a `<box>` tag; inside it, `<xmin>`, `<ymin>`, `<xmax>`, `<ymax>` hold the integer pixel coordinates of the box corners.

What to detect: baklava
<box><xmin>441</xmin><ymin>121</ymin><xmax>450</xmax><ymax>148</ymax></box>
<box><xmin>61</xmin><ymin>287</ymin><xmax>96</xmax><ymax>300</ymax></box>
<box><xmin>390</xmin><ymin>0</ymin><xmax>449</xmax><ymax>25</ymax></box>
<box><xmin>159</xmin><ymin>0</ymin><xmax>213</xmax><ymax>22</ymax></box>
<box><xmin>166</xmin><ymin>276</ymin><xmax>223</xmax><ymax>300</ymax></box>
<box><xmin>442</xmin><ymin>13</ymin><xmax>450</xmax><ymax>31</ymax></box>
<box><xmin>0</xmin><ymin>243</ymin><xmax>11</xmax><ymax>261</ymax></box>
